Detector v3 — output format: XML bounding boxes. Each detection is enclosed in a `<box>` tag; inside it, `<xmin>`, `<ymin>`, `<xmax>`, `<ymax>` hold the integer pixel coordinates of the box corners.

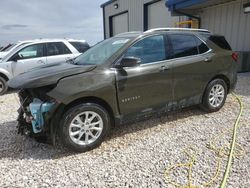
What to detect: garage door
<box><xmin>146</xmin><ymin>0</ymin><xmax>179</xmax><ymax>30</ymax></box>
<box><xmin>110</xmin><ymin>12</ymin><xmax>128</xmax><ymax>37</ymax></box>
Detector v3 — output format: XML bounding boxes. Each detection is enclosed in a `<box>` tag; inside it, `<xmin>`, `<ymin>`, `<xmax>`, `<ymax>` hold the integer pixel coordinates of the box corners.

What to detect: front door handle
<box><xmin>160</xmin><ymin>65</ymin><xmax>169</xmax><ymax>72</ymax></box>
<box><xmin>204</xmin><ymin>58</ymin><xmax>212</xmax><ymax>62</ymax></box>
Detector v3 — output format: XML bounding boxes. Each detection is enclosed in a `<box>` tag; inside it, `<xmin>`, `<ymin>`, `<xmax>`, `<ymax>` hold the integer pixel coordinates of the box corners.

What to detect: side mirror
<box><xmin>9</xmin><ymin>54</ymin><xmax>19</xmax><ymax>62</ymax></box>
<box><xmin>116</xmin><ymin>57</ymin><xmax>141</xmax><ymax>68</ymax></box>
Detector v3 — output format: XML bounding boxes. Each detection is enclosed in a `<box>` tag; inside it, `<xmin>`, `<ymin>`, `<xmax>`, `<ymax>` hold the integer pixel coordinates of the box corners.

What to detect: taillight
<box><xmin>232</xmin><ymin>52</ymin><xmax>238</xmax><ymax>62</ymax></box>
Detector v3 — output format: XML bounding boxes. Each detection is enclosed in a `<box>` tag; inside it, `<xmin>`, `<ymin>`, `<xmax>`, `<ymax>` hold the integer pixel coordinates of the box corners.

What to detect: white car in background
<box><xmin>0</xmin><ymin>39</ymin><xmax>90</xmax><ymax>95</ymax></box>
<box><xmin>0</xmin><ymin>41</ymin><xmax>33</xmax><ymax>60</ymax></box>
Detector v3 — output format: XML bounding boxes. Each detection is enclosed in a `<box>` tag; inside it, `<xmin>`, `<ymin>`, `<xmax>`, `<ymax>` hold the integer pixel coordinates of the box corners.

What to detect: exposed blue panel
<box><xmin>166</xmin><ymin>0</ymin><xmax>208</xmax><ymax>11</ymax></box>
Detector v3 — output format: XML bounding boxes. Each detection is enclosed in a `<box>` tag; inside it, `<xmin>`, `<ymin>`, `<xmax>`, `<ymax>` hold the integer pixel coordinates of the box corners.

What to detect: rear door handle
<box><xmin>160</xmin><ymin>65</ymin><xmax>169</xmax><ymax>72</ymax></box>
<box><xmin>37</xmin><ymin>60</ymin><xmax>45</xmax><ymax>64</ymax></box>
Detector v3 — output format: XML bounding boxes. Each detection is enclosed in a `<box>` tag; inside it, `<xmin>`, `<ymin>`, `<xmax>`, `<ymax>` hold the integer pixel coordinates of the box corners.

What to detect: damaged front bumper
<box><xmin>17</xmin><ymin>89</ymin><xmax>57</xmax><ymax>136</ymax></box>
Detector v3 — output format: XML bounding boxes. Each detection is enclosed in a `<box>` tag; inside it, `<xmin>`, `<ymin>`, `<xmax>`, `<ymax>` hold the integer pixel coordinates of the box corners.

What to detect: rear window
<box><xmin>70</xmin><ymin>42</ymin><xmax>90</xmax><ymax>53</ymax></box>
<box><xmin>202</xmin><ymin>34</ymin><xmax>232</xmax><ymax>50</ymax></box>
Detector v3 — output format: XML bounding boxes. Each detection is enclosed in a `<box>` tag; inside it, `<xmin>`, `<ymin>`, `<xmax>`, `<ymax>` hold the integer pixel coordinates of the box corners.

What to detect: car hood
<box><xmin>0</xmin><ymin>52</ymin><xmax>8</xmax><ymax>58</ymax></box>
<box><xmin>8</xmin><ymin>62</ymin><xmax>97</xmax><ymax>89</ymax></box>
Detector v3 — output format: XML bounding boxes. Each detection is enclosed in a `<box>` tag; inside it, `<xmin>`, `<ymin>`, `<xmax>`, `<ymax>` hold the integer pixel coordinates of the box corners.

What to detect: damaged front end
<box><xmin>17</xmin><ymin>87</ymin><xmax>57</xmax><ymax>140</ymax></box>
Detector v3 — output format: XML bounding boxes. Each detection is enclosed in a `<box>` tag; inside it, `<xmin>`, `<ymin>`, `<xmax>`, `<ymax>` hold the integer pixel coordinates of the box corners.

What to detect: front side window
<box><xmin>47</xmin><ymin>42</ymin><xmax>71</xmax><ymax>56</ymax></box>
<box><xmin>17</xmin><ymin>44</ymin><xmax>44</xmax><ymax>60</ymax></box>
<box><xmin>124</xmin><ymin>35</ymin><xmax>166</xmax><ymax>64</ymax></box>
<box><xmin>169</xmin><ymin>34</ymin><xmax>198</xmax><ymax>58</ymax></box>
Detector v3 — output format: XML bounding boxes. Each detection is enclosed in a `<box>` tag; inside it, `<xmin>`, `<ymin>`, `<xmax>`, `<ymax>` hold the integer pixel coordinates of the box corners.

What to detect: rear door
<box><xmin>10</xmin><ymin>43</ymin><xmax>47</xmax><ymax>76</ymax></box>
<box><xmin>46</xmin><ymin>42</ymin><xmax>75</xmax><ymax>64</ymax></box>
<box><xmin>168</xmin><ymin>33</ymin><xmax>214</xmax><ymax>107</ymax></box>
<box><xmin>116</xmin><ymin>34</ymin><xmax>174</xmax><ymax>117</ymax></box>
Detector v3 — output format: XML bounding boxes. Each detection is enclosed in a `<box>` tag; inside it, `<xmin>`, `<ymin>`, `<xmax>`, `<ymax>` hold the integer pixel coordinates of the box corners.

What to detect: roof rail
<box><xmin>145</xmin><ymin>28</ymin><xmax>210</xmax><ymax>33</ymax></box>
<box><xmin>115</xmin><ymin>31</ymin><xmax>143</xmax><ymax>37</ymax></box>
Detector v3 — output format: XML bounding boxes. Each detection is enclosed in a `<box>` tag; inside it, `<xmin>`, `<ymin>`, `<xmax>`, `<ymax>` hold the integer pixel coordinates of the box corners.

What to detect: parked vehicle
<box><xmin>0</xmin><ymin>39</ymin><xmax>89</xmax><ymax>95</ymax></box>
<box><xmin>8</xmin><ymin>28</ymin><xmax>238</xmax><ymax>152</ymax></box>
<box><xmin>0</xmin><ymin>42</ymin><xmax>32</xmax><ymax>60</ymax></box>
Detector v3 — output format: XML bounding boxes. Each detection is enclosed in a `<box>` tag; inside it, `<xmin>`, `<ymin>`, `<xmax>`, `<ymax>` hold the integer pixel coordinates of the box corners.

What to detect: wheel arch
<box><xmin>0</xmin><ymin>72</ymin><xmax>9</xmax><ymax>81</ymax></box>
<box><xmin>208</xmin><ymin>74</ymin><xmax>230</xmax><ymax>93</ymax></box>
<box><xmin>200</xmin><ymin>74</ymin><xmax>231</xmax><ymax>103</ymax></box>
<box><xmin>62</xmin><ymin>96</ymin><xmax>115</xmax><ymax>126</ymax></box>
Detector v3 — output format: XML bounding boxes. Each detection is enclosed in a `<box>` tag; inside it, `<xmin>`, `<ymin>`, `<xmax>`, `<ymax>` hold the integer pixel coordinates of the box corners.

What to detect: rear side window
<box><xmin>47</xmin><ymin>42</ymin><xmax>72</xmax><ymax>56</ymax></box>
<box><xmin>195</xmin><ymin>37</ymin><xmax>210</xmax><ymax>54</ymax></box>
<box><xmin>168</xmin><ymin>34</ymin><xmax>198</xmax><ymax>58</ymax></box>
<box><xmin>70</xmin><ymin>42</ymin><xmax>90</xmax><ymax>53</ymax></box>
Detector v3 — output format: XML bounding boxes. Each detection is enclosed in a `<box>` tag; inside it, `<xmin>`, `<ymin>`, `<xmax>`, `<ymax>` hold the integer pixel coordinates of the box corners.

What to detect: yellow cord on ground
<box><xmin>220</xmin><ymin>93</ymin><xmax>243</xmax><ymax>188</ymax></box>
<box><xmin>164</xmin><ymin>93</ymin><xmax>244</xmax><ymax>188</ymax></box>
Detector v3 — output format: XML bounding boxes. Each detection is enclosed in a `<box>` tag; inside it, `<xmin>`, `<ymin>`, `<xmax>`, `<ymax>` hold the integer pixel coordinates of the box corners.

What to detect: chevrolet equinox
<box><xmin>8</xmin><ymin>28</ymin><xmax>238</xmax><ymax>152</ymax></box>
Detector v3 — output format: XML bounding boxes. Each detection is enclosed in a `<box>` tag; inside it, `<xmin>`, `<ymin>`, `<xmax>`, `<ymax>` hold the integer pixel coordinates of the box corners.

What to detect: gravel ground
<box><xmin>0</xmin><ymin>73</ymin><xmax>249</xmax><ymax>188</ymax></box>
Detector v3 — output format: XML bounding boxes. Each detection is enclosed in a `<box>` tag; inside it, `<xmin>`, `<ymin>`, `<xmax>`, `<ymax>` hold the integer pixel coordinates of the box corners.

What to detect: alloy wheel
<box><xmin>208</xmin><ymin>84</ymin><xmax>225</xmax><ymax>108</ymax></box>
<box><xmin>69</xmin><ymin>111</ymin><xmax>104</xmax><ymax>146</ymax></box>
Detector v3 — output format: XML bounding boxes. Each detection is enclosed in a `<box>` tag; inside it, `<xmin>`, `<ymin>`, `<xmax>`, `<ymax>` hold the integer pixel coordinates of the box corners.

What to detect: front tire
<box><xmin>0</xmin><ymin>76</ymin><xmax>8</xmax><ymax>95</ymax></box>
<box><xmin>201</xmin><ymin>79</ymin><xmax>227</xmax><ymax>112</ymax></box>
<box><xmin>60</xmin><ymin>103</ymin><xmax>111</xmax><ymax>152</ymax></box>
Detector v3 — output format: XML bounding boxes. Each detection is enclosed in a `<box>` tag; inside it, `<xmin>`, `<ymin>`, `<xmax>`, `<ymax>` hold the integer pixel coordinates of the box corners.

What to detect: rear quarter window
<box><xmin>201</xmin><ymin>34</ymin><xmax>232</xmax><ymax>50</ymax></box>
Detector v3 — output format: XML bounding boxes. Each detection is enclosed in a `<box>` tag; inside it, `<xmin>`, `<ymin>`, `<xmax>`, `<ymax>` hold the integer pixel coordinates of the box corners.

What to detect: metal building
<box><xmin>101</xmin><ymin>0</ymin><xmax>182</xmax><ymax>38</ymax></box>
<box><xmin>167</xmin><ymin>0</ymin><xmax>250</xmax><ymax>72</ymax></box>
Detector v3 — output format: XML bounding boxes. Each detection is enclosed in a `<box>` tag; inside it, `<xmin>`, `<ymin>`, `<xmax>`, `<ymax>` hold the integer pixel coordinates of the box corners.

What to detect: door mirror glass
<box><xmin>9</xmin><ymin>54</ymin><xmax>20</xmax><ymax>62</ymax></box>
<box><xmin>117</xmin><ymin>57</ymin><xmax>141</xmax><ymax>68</ymax></box>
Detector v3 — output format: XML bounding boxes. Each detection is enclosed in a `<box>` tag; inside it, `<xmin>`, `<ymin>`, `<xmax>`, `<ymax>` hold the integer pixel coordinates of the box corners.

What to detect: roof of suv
<box><xmin>115</xmin><ymin>28</ymin><xmax>211</xmax><ymax>38</ymax></box>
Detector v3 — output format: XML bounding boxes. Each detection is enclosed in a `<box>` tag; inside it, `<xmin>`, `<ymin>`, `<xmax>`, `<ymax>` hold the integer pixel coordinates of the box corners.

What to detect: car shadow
<box><xmin>0</xmin><ymin>106</ymin><xmax>206</xmax><ymax>160</ymax></box>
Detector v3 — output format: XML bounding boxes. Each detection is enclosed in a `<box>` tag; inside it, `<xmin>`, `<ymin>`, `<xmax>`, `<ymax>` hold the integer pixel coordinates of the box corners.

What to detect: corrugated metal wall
<box><xmin>103</xmin><ymin>0</ymin><xmax>181</xmax><ymax>38</ymax></box>
<box><xmin>201</xmin><ymin>0</ymin><xmax>250</xmax><ymax>51</ymax></box>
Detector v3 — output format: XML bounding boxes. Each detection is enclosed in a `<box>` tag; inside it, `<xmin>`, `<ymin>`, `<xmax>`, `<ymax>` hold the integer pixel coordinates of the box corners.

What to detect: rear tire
<box><xmin>201</xmin><ymin>79</ymin><xmax>227</xmax><ymax>112</ymax></box>
<box><xmin>60</xmin><ymin>103</ymin><xmax>111</xmax><ymax>152</ymax></box>
<box><xmin>0</xmin><ymin>76</ymin><xmax>8</xmax><ymax>95</ymax></box>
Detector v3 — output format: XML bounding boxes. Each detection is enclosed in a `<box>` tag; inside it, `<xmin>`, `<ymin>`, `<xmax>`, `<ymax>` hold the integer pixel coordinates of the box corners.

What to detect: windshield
<box><xmin>74</xmin><ymin>37</ymin><xmax>132</xmax><ymax>65</ymax></box>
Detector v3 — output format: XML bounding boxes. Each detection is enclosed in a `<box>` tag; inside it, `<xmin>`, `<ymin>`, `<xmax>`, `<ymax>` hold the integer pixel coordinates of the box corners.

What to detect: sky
<box><xmin>0</xmin><ymin>0</ymin><xmax>107</xmax><ymax>46</ymax></box>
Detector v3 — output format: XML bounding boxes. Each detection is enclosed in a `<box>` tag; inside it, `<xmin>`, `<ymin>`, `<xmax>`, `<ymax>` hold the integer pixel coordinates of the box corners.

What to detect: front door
<box><xmin>10</xmin><ymin>43</ymin><xmax>47</xmax><ymax>76</ymax></box>
<box><xmin>116</xmin><ymin>35</ymin><xmax>173</xmax><ymax>117</ymax></box>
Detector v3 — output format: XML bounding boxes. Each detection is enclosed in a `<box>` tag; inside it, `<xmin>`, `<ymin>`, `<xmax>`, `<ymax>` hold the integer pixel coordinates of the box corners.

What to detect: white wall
<box><xmin>201</xmin><ymin>0</ymin><xmax>250</xmax><ymax>51</ymax></box>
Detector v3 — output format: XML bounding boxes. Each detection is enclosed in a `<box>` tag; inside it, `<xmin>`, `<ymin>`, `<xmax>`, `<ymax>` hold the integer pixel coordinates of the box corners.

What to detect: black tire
<box><xmin>0</xmin><ymin>76</ymin><xmax>8</xmax><ymax>95</ymax></box>
<box><xmin>60</xmin><ymin>103</ymin><xmax>111</xmax><ymax>152</ymax></box>
<box><xmin>201</xmin><ymin>79</ymin><xmax>228</xmax><ymax>112</ymax></box>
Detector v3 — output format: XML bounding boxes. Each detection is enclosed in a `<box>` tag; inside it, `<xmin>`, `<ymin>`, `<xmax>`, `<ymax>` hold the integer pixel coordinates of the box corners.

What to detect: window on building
<box><xmin>47</xmin><ymin>42</ymin><xmax>72</xmax><ymax>56</ymax></box>
<box><xmin>169</xmin><ymin>34</ymin><xmax>198</xmax><ymax>58</ymax></box>
<box><xmin>124</xmin><ymin>35</ymin><xmax>166</xmax><ymax>64</ymax></box>
<box><xmin>69</xmin><ymin>42</ymin><xmax>90</xmax><ymax>53</ymax></box>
